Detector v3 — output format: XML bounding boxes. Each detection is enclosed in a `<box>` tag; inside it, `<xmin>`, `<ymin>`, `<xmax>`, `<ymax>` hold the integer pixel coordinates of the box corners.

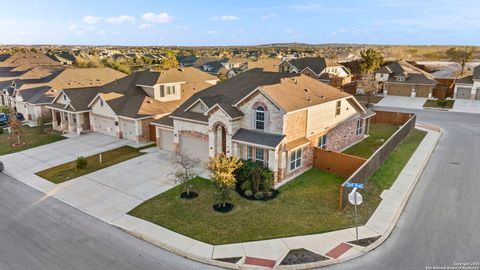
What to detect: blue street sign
<box><xmin>345</xmin><ymin>182</ymin><xmax>364</xmax><ymax>189</ymax></box>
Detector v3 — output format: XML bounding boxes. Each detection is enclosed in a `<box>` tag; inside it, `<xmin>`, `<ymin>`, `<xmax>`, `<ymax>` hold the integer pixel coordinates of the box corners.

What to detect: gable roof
<box><xmin>375</xmin><ymin>60</ymin><xmax>437</xmax><ymax>85</ymax></box>
<box><xmin>285</xmin><ymin>57</ymin><xmax>333</xmax><ymax>75</ymax></box>
<box><xmin>0</xmin><ymin>52</ymin><xmax>61</xmax><ymax>67</ymax></box>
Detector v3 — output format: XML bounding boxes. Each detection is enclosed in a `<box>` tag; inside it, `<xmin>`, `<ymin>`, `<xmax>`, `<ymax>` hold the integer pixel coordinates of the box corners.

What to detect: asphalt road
<box><xmin>0</xmin><ymin>173</ymin><xmax>220</xmax><ymax>270</ymax></box>
<box><xmin>322</xmin><ymin>108</ymin><xmax>480</xmax><ymax>270</ymax></box>
<box><xmin>1</xmin><ymin>108</ymin><xmax>479</xmax><ymax>270</ymax></box>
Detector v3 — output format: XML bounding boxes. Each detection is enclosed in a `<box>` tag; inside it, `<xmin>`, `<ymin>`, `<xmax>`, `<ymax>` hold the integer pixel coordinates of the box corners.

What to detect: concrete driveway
<box><xmin>451</xmin><ymin>99</ymin><xmax>480</xmax><ymax>114</ymax></box>
<box><xmin>376</xmin><ymin>96</ymin><xmax>427</xmax><ymax>110</ymax></box>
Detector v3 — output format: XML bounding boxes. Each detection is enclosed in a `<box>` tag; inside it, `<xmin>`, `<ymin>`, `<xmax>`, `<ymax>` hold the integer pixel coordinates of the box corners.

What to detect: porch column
<box><xmin>51</xmin><ymin>110</ymin><xmax>57</xmax><ymax>128</ymax></box>
<box><xmin>134</xmin><ymin>120</ymin><xmax>142</xmax><ymax>143</ymax></box>
<box><xmin>226</xmin><ymin>133</ymin><xmax>233</xmax><ymax>157</ymax></box>
<box><xmin>114</xmin><ymin>116</ymin><xmax>122</xmax><ymax>139</ymax></box>
<box><xmin>278</xmin><ymin>150</ymin><xmax>287</xmax><ymax>182</ymax></box>
<box><xmin>76</xmin><ymin>113</ymin><xmax>83</xmax><ymax>135</ymax></box>
<box><xmin>268</xmin><ymin>148</ymin><xmax>279</xmax><ymax>182</ymax></box>
<box><xmin>68</xmin><ymin>113</ymin><xmax>75</xmax><ymax>133</ymax></box>
<box><xmin>60</xmin><ymin>112</ymin><xmax>68</xmax><ymax>130</ymax></box>
<box><xmin>232</xmin><ymin>141</ymin><xmax>239</xmax><ymax>158</ymax></box>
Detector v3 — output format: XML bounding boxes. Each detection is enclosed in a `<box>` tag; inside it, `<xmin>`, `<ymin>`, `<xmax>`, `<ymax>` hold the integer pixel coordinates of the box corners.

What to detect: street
<box><xmin>322</xmin><ymin>108</ymin><xmax>480</xmax><ymax>270</ymax></box>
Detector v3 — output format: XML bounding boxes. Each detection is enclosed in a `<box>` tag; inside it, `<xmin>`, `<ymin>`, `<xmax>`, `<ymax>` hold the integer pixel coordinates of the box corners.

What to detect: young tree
<box><xmin>8</xmin><ymin>112</ymin><xmax>24</xmax><ymax>145</ymax></box>
<box><xmin>208</xmin><ymin>154</ymin><xmax>243</xmax><ymax>208</ymax></box>
<box><xmin>171</xmin><ymin>149</ymin><xmax>200</xmax><ymax>198</ymax></box>
<box><xmin>446</xmin><ymin>47</ymin><xmax>476</xmax><ymax>76</ymax></box>
<box><xmin>359</xmin><ymin>48</ymin><xmax>384</xmax><ymax>74</ymax></box>
<box><xmin>359</xmin><ymin>73</ymin><xmax>379</xmax><ymax>108</ymax></box>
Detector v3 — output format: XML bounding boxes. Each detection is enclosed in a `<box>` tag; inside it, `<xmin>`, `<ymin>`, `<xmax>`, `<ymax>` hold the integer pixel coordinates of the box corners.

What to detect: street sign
<box><xmin>345</xmin><ymin>182</ymin><xmax>364</xmax><ymax>189</ymax></box>
<box><xmin>348</xmin><ymin>189</ymin><xmax>363</xmax><ymax>205</ymax></box>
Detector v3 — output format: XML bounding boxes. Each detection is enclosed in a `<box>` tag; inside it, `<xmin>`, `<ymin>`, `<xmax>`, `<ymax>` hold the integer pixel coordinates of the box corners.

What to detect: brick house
<box><xmin>152</xmin><ymin>71</ymin><xmax>373</xmax><ymax>184</ymax></box>
<box><xmin>374</xmin><ymin>60</ymin><xmax>437</xmax><ymax>98</ymax></box>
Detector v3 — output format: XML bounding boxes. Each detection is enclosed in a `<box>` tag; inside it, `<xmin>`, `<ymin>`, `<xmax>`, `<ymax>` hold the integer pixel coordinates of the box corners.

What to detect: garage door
<box><xmin>388</xmin><ymin>85</ymin><xmax>412</xmax><ymax>96</ymax></box>
<box><xmin>456</xmin><ymin>87</ymin><xmax>471</xmax><ymax>99</ymax></box>
<box><xmin>93</xmin><ymin>115</ymin><xmax>116</xmax><ymax>137</ymax></box>
<box><xmin>416</xmin><ymin>86</ymin><xmax>430</xmax><ymax>97</ymax></box>
<box><xmin>179</xmin><ymin>134</ymin><xmax>209</xmax><ymax>161</ymax></box>
<box><xmin>158</xmin><ymin>128</ymin><xmax>174</xmax><ymax>152</ymax></box>
<box><xmin>120</xmin><ymin>119</ymin><xmax>136</xmax><ymax>141</ymax></box>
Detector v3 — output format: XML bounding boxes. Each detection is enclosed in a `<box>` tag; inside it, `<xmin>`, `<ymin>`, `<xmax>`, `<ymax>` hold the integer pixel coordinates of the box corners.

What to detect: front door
<box><xmin>55</xmin><ymin>112</ymin><xmax>61</xmax><ymax>126</ymax></box>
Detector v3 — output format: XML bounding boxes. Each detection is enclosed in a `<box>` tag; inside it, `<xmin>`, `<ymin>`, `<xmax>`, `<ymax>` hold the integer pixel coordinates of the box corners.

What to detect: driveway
<box><xmin>376</xmin><ymin>96</ymin><xmax>427</xmax><ymax>110</ymax></box>
<box><xmin>451</xmin><ymin>99</ymin><xmax>480</xmax><ymax>114</ymax></box>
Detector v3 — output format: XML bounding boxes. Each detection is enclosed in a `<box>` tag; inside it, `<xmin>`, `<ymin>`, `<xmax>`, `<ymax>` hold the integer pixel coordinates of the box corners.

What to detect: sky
<box><xmin>0</xmin><ymin>0</ymin><xmax>479</xmax><ymax>46</ymax></box>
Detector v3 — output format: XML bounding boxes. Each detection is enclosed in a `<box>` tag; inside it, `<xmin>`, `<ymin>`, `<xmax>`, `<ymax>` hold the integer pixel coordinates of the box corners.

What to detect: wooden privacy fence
<box><xmin>313</xmin><ymin>149</ymin><xmax>366</xmax><ymax>178</ymax></box>
<box><xmin>339</xmin><ymin>111</ymin><xmax>417</xmax><ymax>210</ymax></box>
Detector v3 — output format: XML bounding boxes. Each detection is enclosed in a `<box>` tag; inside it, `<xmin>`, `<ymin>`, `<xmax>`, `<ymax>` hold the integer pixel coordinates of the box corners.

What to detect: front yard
<box><xmin>343</xmin><ymin>123</ymin><xmax>398</xmax><ymax>158</ymax></box>
<box><xmin>36</xmin><ymin>146</ymin><xmax>148</xmax><ymax>184</ymax></box>
<box><xmin>129</xmin><ymin>128</ymin><xmax>426</xmax><ymax>245</ymax></box>
<box><xmin>423</xmin><ymin>99</ymin><xmax>455</xmax><ymax>109</ymax></box>
<box><xmin>0</xmin><ymin>126</ymin><xmax>65</xmax><ymax>156</ymax></box>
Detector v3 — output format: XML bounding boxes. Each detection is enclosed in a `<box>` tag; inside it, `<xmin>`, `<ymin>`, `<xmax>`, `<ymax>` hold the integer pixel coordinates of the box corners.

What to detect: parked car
<box><xmin>0</xmin><ymin>113</ymin><xmax>8</xmax><ymax>127</ymax></box>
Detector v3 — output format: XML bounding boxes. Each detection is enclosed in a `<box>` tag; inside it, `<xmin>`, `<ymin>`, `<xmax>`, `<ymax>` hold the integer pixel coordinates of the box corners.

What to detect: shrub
<box><xmin>254</xmin><ymin>192</ymin><xmax>264</xmax><ymax>200</ymax></box>
<box><xmin>437</xmin><ymin>99</ymin><xmax>447</xmax><ymax>107</ymax></box>
<box><xmin>0</xmin><ymin>128</ymin><xmax>3</xmax><ymax>135</ymax></box>
<box><xmin>0</xmin><ymin>106</ymin><xmax>10</xmax><ymax>114</ymax></box>
<box><xmin>244</xmin><ymin>190</ymin><xmax>253</xmax><ymax>197</ymax></box>
<box><xmin>76</xmin><ymin>156</ymin><xmax>88</xmax><ymax>170</ymax></box>
<box><xmin>240</xmin><ymin>181</ymin><xmax>251</xmax><ymax>192</ymax></box>
<box><xmin>234</xmin><ymin>160</ymin><xmax>275</xmax><ymax>195</ymax></box>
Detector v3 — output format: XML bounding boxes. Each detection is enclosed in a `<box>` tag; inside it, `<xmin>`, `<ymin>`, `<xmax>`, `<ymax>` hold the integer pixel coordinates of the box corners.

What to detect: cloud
<box><xmin>261</xmin><ymin>13</ymin><xmax>276</xmax><ymax>20</ymax></box>
<box><xmin>141</xmin><ymin>12</ymin><xmax>174</xmax><ymax>23</ymax></box>
<box><xmin>106</xmin><ymin>15</ymin><xmax>135</xmax><ymax>24</ymax></box>
<box><xmin>207</xmin><ymin>30</ymin><xmax>221</xmax><ymax>35</ymax></box>
<box><xmin>83</xmin><ymin>16</ymin><xmax>102</xmax><ymax>24</ymax></box>
<box><xmin>139</xmin><ymin>23</ymin><xmax>153</xmax><ymax>29</ymax></box>
<box><xmin>210</xmin><ymin>15</ymin><xmax>240</xmax><ymax>21</ymax></box>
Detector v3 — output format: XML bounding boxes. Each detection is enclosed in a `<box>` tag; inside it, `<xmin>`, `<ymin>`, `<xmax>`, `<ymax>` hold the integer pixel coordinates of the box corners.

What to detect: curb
<box><xmin>115</xmin><ymin>126</ymin><xmax>442</xmax><ymax>270</ymax></box>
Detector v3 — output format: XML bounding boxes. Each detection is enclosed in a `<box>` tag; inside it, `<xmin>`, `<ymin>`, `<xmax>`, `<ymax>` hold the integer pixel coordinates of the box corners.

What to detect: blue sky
<box><xmin>0</xmin><ymin>0</ymin><xmax>479</xmax><ymax>46</ymax></box>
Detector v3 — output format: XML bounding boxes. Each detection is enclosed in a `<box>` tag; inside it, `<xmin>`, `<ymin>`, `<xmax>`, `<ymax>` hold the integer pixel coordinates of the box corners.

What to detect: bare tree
<box><xmin>446</xmin><ymin>47</ymin><xmax>476</xmax><ymax>76</ymax></box>
<box><xmin>359</xmin><ymin>73</ymin><xmax>379</xmax><ymax>108</ymax></box>
<box><xmin>171</xmin><ymin>149</ymin><xmax>200</xmax><ymax>198</ymax></box>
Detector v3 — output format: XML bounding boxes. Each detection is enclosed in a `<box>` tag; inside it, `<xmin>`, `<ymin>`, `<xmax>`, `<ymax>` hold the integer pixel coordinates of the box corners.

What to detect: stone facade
<box><xmin>237</xmin><ymin>91</ymin><xmax>283</xmax><ymax>134</ymax></box>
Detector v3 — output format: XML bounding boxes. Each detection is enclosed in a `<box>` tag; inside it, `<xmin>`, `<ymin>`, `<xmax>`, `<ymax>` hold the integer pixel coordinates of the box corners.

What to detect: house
<box><xmin>13</xmin><ymin>67</ymin><xmax>124</xmax><ymax>122</ymax></box>
<box><xmin>247</xmin><ymin>58</ymin><xmax>282</xmax><ymax>72</ymax></box>
<box><xmin>47</xmin><ymin>52</ymin><xmax>76</xmax><ymax>65</ymax></box>
<box><xmin>48</xmin><ymin>67</ymin><xmax>218</xmax><ymax>142</ymax></box>
<box><xmin>152</xmin><ymin>71</ymin><xmax>372</xmax><ymax>184</ymax></box>
<box><xmin>374</xmin><ymin>60</ymin><xmax>437</xmax><ymax>98</ymax></box>
<box><xmin>453</xmin><ymin>65</ymin><xmax>480</xmax><ymax>100</ymax></box>
<box><xmin>279</xmin><ymin>57</ymin><xmax>352</xmax><ymax>86</ymax></box>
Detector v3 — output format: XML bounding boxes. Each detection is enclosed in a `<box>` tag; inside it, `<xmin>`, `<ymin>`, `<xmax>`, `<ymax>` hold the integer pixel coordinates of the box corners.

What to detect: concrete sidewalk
<box><xmin>451</xmin><ymin>99</ymin><xmax>480</xmax><ymax>114</ymax></box>
<box><xmin>111</xmin><ymin>125</ymin><xmax>441</xmax><ymax>269</ymax></box>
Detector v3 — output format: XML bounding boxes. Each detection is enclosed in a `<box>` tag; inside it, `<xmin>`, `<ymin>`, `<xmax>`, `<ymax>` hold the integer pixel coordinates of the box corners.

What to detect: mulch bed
<box><xmin>213</xmin><ymin>203</ymin><xmax>234</xmax><ymax>213</ymax></box>
<box><xmin>215</xmin><ymin>257</ymin><xmax>242</xmax><ymax>264</ymax></box>
<box><xmin>280</xmin><ymin>248</ymin><xmax>329</xmax><ymax>265</ymax></box>
<box><xmin>235</xmin><ymin>186</ymin><xmax>279</xmax><ymax>201</ymax></box>
<box><xmin>180</xmin><ymin>191</ymin><xmax>198</xmax><ymax>199</ymax></box>
<box><xmin>348</xmin><ymin>236</ymin><xmax>380</xmax><ymax>247</ymax></box>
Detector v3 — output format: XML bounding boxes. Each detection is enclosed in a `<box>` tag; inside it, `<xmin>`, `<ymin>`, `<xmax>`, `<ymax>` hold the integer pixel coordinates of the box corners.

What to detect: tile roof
<box><xmin>232</xmin><ymin>128</ymin><xmax>285</xmax><ymax>148</ymax></box>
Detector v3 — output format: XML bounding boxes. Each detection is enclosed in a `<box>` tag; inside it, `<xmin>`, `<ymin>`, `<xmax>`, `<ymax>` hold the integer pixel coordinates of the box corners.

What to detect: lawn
<box><xmin>343</xmin><ymin>124</ymin><xmax>399</xmax><ymax>158</ymax></box>
<box><xmin>423</xmin><ymin>99</ymin><xmax>455</xmax><ymax>109</ymax></box>
<box><xmin>36</xmin><ymin>146</ymin><xmax>147</xmax><ymax>184</ymax></box>
<box><xmin>129</xmin><ymin>128</ymin><xmax>426</xmax><ymax>245</ymax></box>
<box><xmin>0</xmin><ymin>126</ymin><xmax>65</xmax><ymax>156</ymax></box>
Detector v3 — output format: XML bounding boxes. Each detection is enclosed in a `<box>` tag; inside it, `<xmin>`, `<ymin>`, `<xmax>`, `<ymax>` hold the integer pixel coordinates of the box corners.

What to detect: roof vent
<box><xmin>146</xmin><ymin>100</ymin><xmax>152</xmax><ymax>104</ymax></box>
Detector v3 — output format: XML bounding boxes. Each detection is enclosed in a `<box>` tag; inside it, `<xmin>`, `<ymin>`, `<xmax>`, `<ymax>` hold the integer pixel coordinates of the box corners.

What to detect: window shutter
<box><xmin>264</xmin><ymin>111</ymin><xmax>270</xmax><ymax>132</ymax></box>
<box><xmin>160</xmin><ymin>85</ymin><xmax>165</xmax><ymax>97</ymax></box>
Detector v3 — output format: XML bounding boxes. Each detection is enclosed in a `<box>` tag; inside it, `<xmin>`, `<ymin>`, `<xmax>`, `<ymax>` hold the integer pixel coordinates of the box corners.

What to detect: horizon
<box><xmin>1</xmin><ymin>0</ymin><xmax>479</xmax><ymax>46</ymax></box>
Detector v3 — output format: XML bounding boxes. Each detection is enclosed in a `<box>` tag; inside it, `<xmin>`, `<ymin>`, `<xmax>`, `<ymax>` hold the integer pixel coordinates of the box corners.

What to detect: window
<box><xmin>247</xmin><ymin>146</ymin><xmax>253</xmax><ymax>160</ymax></box>
<box><xmin>246</xmin><ymin>146</ymin><xmax>268</xmax><ymax>167</ymax></box>
<box><xmin>255</xmin><ymin>107</ymin><xmax>265</xmax><ymax>130</ymax></box>
<box><xmin>335</xmin><ymin>100</ymin><xmax>341</xmax><ymax>116</ymax></box>
<box><xmin>255</xmin><ymin>148</ymin><xmax>264</xmax><ymax>165</ymax></box>
<box><xmin>356</xmin><ymin>119</ymin><xmax>363</xmax><ymax>135</ymax></box>
<box><xmin>290</xmin><ymin>148</ymin><xmax>302</xmax><ymax>171</ymax></box>
<box><xmin>318</xmin><ymin>135</ymin><xmax>327</xmax><ymax>149</ymax></box>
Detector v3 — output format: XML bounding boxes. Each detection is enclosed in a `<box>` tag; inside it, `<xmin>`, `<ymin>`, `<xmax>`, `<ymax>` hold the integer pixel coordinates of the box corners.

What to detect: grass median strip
<box><xmin>129</xmin><ymin>128</ymin><xmax>427</xmax><ymax>245</ymax></box>
<box><xmin>36</xmin><ymin>146</ymin><xmax>146</xmax><ymax>184</ymax></box>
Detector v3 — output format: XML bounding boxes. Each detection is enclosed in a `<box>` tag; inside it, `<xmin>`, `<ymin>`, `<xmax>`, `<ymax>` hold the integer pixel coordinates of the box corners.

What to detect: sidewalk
<box><xmin>112</xmin><ymin>125</ymin><xmax>441</xmax><ymax>269</ymax></box>
<box><xmin>2</xmin><ymin>126</ymin><xmax>440</xmax><ymax>269</ymax></box>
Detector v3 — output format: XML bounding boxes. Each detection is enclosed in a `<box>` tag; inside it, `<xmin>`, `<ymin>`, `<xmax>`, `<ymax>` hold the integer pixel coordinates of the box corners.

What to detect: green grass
<box><xmin>129</xmin><ymin>129</ymin><xmax>426</xmax><ymax>245</ymax></box>
<box><xmin>423</xmin><ymin>99</ymin><xmax>455</xmax><ymax>109</ymax></box>
<box><xmin>0</xmin><ymin>126</ymin><xmax>65</xmax><ymax>156</ymax></box>
<box><xmin>343</xmin><ymin>124</ymin><xmax>399</xmax><ymax>158</ymax></box>
<box><xmin>36</xmin><ymin>146</ymin><xmax>146</xmax><ymax>184</ymax></box>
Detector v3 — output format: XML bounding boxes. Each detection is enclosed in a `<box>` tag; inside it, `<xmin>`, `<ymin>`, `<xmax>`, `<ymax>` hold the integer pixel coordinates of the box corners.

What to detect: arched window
<box><xmin>255</xmin><ymin>106</ymin><xmax>265</xmax><ymax>130</ymax></box>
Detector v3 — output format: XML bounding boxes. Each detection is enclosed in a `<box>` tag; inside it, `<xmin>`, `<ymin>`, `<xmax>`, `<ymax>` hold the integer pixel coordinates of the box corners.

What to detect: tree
<box><xmin>8</xmin><ymin>112</ymin><xmax>24</xmax><ymax>145</ymax></box>
<box><xmin>446</xmin><ymin>47</ymin><xmax>476</xmax><ymax>76</ymax></box>
<box><xmin>359</xmin><ymin>48</ymin><xmax>384</xmax><ymax>74</ymax></box>
<box><xmin>171</xmin><ymin>149</ymin><xmax>200</xmax><ymax>198</ymax></box>
<box><xmin>359</xmin><ymin>73</ymin><xmax>379</xmax><ymax>108</ymax></box>
<box><xmin>208</xmin><ymin>154</ymin><xmax>243</xmax><ymax>207</ymax></box>
<box><xmin>158</xmin><ymin>51</ymin><xmax>179</xmax><ymax>70</ymax></box>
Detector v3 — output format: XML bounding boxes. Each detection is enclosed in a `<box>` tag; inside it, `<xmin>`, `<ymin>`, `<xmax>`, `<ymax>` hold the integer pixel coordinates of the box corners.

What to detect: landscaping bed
<box><xmin>343</xmin><ymin>123</ymin><xmax>399</xmax><ymax>158</ymax></box>
<box><xmin>423</xmin><ymin>99</ymin><xmax>455</xmax><ymax>109</ymax></box>
<box><xmin>36</xmin><ymin>146</ymin><xmax>146</xmax><ymax>184</ymax></box>
<box><xmin>0</xmin><ymin>126</ymin><xmax>65</xmax><ymax>156</ymax></box>
<box><xmin>129</xmin><ymin>129</ymin><xmax>426</xmax><ymax>245</ymax></box>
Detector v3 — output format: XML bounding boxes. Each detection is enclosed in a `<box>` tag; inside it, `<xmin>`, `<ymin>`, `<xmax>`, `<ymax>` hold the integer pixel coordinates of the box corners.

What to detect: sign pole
<box><xmin>354</xmin><ymin>188</ymin><xmax>359</xmax><ymax>242</ymax></box>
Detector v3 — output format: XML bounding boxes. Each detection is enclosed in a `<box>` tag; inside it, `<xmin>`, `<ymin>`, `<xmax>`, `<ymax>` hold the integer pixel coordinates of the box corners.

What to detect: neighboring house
<box><xmin>176</xmin><ymin>55</ymin><xmax>199</xmax><ymax>67</ymax></box>
<box><xmin>193</xmin><ymin>57</ymin><xmax>228</xmax><ymax>76</ymax></box>
<box><xmin>247</xmin><ymin>58</ymin><xmax>282</xmax><ymax>72</ymax></box>
<box><xmin>279</xmin><ymin>57</ymin><xmax>352</xmax><ymax>86</ymax></box>
<box><xmin>48</xmin><ymin>67</ymin><xmax>218</xmax><ymax>142</ymax></box>
<box><xmin>152</xmin><ymin>71</ymin><xmax>372</xmax><ymax>184</ymax></box>
<box><xmin>374</xmin><ymin>60</ymin><xmax>437</xmax><ymax>98</ymax></box>
<box><xmin>453</xmin><ymin>66</ymin><xmax>480</xmax><ymax>100</ymax></box>
<box><xmin>13</xmin><ymin>67</ymin><xmax>124</xmax><ymax>122</ymax></box>
<box><xmin>47</xmin><ymin>52</ymin><xmax>76</xmax><ymax>65</ymax></box>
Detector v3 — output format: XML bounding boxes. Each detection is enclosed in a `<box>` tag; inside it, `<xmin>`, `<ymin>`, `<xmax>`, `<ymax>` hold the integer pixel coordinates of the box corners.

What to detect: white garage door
<box><xmin>121</xmin><ymin>119</ymin><xmax>136</xmax><ymax>141</ymax></box>
<box><xmin>94</xmin><ymin>115</ymin><xmax>116</xmax><ymax>137</ymax></box>
<box><xmin>456</xmin><ymin>87</ymin><xmax>472</xmax><ymax>99</ymax></box>
<box><xmin>179</xmin><ymin>134</ymin><xmax>209</xmax><ymax>161</ymax></box>
<box><xmin>158</xmin><ymin>128</ymin><xmax>174</xmax><ymax>152</ymax></box>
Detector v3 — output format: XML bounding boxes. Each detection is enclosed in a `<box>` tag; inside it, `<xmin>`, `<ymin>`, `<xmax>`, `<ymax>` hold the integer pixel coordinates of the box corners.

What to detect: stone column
<box><xmin>51</xmin><ymin>110</ymin><xmax>57</xmax><ymax>129</ymax></box>
<box><xmin>268</xmin><ymin>149</ymin><xmax>279</xmax><ymax>182</ymax></box>
<box><xmin>67</xmin><ymin>113</ymin><xmax>75</xmax><ymax>133</ymax></box>
<box><xmin>76</xmin><ymin>113</ymin><xmax>83</xmax><ymax>135</ymax></box>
